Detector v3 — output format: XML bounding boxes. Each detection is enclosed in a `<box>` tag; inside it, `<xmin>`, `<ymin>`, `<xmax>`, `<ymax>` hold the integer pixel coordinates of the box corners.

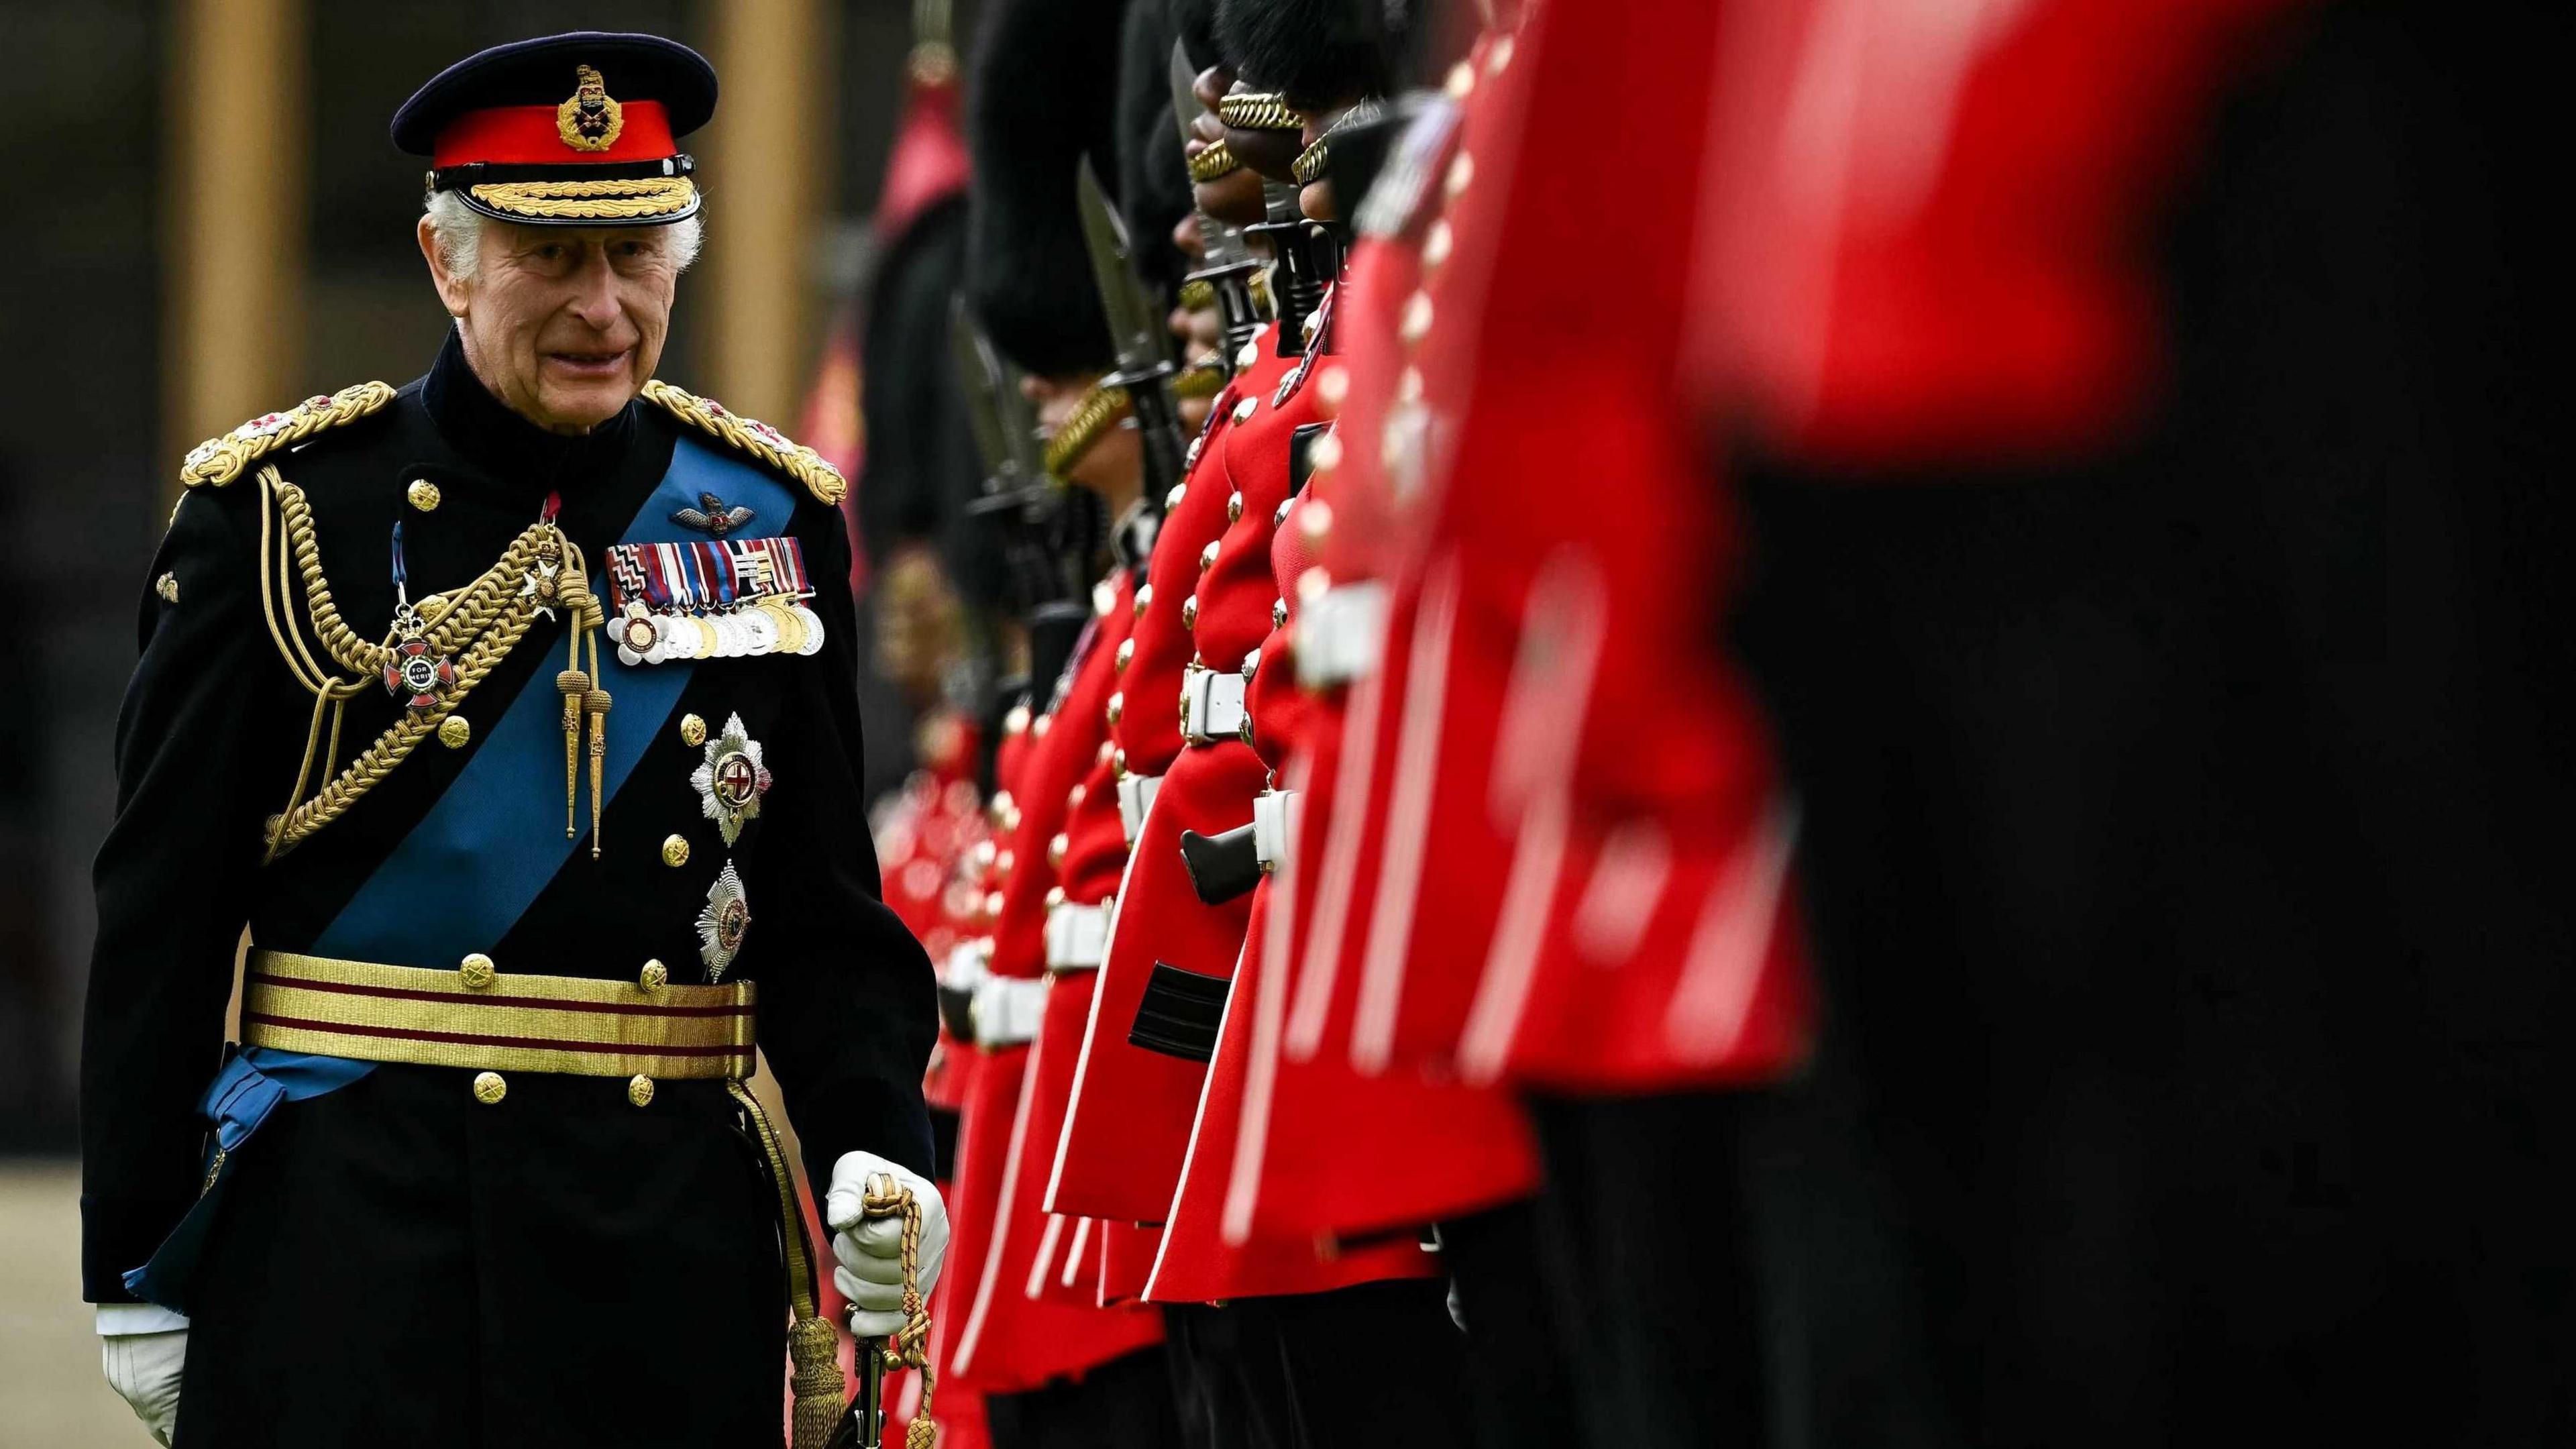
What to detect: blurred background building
<box><xmin>1</xmin><ymin>3</ymin><xmax>979</xmax><ymax>1434</ymax></box>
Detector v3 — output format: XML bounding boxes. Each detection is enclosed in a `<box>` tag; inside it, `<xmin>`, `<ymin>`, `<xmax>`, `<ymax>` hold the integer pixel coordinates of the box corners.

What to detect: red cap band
<box><xmin>433</xmin><ymin>101</ymin><xmax>677</xmax><ymax>168</ymax></box>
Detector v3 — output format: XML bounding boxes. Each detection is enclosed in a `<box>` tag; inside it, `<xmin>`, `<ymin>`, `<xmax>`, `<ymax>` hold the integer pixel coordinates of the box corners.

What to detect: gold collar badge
<box><xmin>557</xmin><ymin>64</ymin><xmax>625</xmax><ymax>152</ymax></box>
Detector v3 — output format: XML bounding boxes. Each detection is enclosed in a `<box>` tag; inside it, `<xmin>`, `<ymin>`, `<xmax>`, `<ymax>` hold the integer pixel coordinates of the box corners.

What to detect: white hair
<box><xmin>423</xmin><ymin>189</ymin><xmax>703</xmax><ymax>283</ymax></box>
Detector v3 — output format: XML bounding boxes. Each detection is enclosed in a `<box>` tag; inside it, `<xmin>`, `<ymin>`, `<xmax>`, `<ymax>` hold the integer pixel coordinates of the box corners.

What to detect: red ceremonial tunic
<box><xmin>1022</xmin><ymin>576</ymin><xmax>1140</xmax><ymax>1309</ymax></box>
<box><xmin>1145</xmin><ymin>309</ymin><xmax>1450</xmax><ymax>1301</ymax></box>
<box><xmin>1047</xmin><ymin>337</ymin><xmax>1302</xmax><ymax>1225</ymax></box>
<box><xmin>947</xmin><ymin>606</ymin><xmax>1162</xmax><ymax>1393</ymax></box>
<box><xmin>926</xmin><ymin>721</ymin><xmax>1024</xmax><ymax>1396</ymax></box>
<box><xmin>1423</xmin><ymin>0</ymin><xmax>1809</xmax><ymax>1093</ymax></box>
<box><xmin>1280</xmin><ymin>32</ymin><xmax>1540</xmax><ymax>1085</ymax></box>
<box><xmin>965</xmin><ymin>576</ymin><xmax>1155</xmax><ymax>1334</ymax></box>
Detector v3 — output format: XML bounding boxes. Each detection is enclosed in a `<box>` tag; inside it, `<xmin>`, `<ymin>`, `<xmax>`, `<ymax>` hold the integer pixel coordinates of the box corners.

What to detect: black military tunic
<box><xmin>84</xmin><ymin>334</ymin><xmax>936</xmax><ymax>1448</ymax></box>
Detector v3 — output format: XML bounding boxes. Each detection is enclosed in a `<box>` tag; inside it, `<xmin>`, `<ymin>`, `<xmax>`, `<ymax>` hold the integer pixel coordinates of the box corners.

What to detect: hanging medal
<box><xmin>690</xmin><ymin>712</ymin><xmax>772</xmax><ymax>845</ymax></box>
<box><xmin>769</xmin><ymin>536</ymin><xmax>826</xmax><ymax>655</ymax></box>
<box><xmin>380</xmin><ymin>522</ymin><xmax>458</xmax><ymax>712</ymax></box>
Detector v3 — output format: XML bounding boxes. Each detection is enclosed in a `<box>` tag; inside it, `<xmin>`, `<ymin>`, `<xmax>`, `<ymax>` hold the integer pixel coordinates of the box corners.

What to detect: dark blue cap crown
<box><xmin>390</xmin><ymin>32</ymin><xmax>716</xmax><ymax>156</ymax></box>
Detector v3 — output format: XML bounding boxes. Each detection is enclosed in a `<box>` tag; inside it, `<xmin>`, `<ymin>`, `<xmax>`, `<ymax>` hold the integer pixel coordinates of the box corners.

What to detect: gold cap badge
<box><xmin>557</xmin><ymin>64</ymin><xmax>625</xmax><ymax>152</ymax></box>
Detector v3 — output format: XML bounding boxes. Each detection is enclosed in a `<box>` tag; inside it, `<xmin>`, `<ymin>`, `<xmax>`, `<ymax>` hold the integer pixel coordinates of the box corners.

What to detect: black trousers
<box><xmin>175</xmin><ymin>1067</ymin><xmax>783</xmax><ymax>1448</ymax></box>
<box><xmin>984</xmin><ymin>1344</ymin><xmax>1186</xmax><ymax>1449</ymax></box>
<box><xmin>1162</xmin><ymin>1277</ymin><xmax>1474</xmax><ymax>1449</ymax></box>
<box><xmin>1436</xmin><ymin>1199</ymin><xmax>1580</xmax><ymax>1449</ymax></box>
<box><xmin>1527</xmin><ymin>1087</ymin><xmax>1960</xmax><ymax>1449</ymax></box>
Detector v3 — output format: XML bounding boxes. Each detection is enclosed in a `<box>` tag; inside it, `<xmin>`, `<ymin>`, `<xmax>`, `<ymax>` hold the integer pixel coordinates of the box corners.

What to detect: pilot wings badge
<box><xmin>671</xmin><ymin>492</ymin><xmax>757</xmax><ymax>536</ymax></box>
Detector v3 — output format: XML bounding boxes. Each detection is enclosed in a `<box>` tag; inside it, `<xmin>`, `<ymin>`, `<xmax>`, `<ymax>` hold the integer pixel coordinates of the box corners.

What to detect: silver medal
<box><xmin>695</xmin><ymin>860</ymin><xmax>752</xmax><ymax>981</ymax></box>
<box><xmin>689</xmin><ymin>712</ymin><xmax>773</xmax><ymax>846</ymax></box>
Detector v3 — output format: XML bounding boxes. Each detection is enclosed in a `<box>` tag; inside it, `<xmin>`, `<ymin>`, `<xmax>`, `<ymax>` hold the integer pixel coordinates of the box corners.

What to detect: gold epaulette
<box><xmin>180</xmin><ymin>382</ymin><xmax>398</xmax><ymax>490</ymax></box>
<box><xmin>641</xmin><ymin>380</ymin><xmax>847</xmax><ymax>506</ymax></box>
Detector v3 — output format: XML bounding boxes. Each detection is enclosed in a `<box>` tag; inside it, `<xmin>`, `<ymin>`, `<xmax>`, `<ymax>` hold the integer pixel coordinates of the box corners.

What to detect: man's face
<box><xmin>421</xmin><ymin>216</ymin><xmax>683</xmax><ymax>432</ymax></box>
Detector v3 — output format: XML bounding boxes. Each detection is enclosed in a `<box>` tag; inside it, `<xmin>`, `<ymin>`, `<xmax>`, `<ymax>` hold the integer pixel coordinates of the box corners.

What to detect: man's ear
<box><xmin>417</xmin><ymin>215</ymin><xmax>470</xmax><ymax>319</ymax></box>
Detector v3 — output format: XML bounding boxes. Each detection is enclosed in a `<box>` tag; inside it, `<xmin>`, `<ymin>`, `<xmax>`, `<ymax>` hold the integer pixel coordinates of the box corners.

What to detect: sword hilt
<box><xmin>842</xmin><ymin>1172</ymin><xmax>935</xmax><ymax>1449</ymax></box>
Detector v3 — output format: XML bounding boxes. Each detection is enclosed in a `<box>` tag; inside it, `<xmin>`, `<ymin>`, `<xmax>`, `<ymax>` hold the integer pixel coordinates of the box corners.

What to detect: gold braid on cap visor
<box><xmin>467</xmin><ymin>175</ymin><xmax>699</xmax><ymax>221</ymax></box>
<box><xmin>1217</xmin><ymin>92</ymin><xmax>1302</xmax><ymax>131</ymax></box>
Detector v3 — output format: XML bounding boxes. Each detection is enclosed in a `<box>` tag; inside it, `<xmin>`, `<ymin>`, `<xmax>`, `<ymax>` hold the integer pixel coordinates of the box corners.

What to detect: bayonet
<box><xmin>949</xmin><ymin>294</ymin><xmax>1018</xmax><ymax>486</ymax></box>
<box><xmin>951</xmin><ymin>294</ymin><xmax>1091</xmax><ymax>667</ymax></box>
<box><xmin>1074</xmin><ymin>156</ymin><xmax>1189</xmax><ymax>508</ymax></box>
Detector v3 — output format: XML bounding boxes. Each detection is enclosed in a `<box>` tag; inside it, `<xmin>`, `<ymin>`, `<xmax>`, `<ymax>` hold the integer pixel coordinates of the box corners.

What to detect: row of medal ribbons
<box><xmin>603</xmin><ymin>537</ymin><xmax>826</xmax><ymax>665</ymax></box>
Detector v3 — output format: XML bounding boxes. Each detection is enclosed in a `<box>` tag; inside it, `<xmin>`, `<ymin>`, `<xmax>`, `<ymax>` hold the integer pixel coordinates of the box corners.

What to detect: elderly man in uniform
<box><xmin>84</xmin><ymin>32</ymin><xmax>946</xmax><ymax>1448</ymax></box>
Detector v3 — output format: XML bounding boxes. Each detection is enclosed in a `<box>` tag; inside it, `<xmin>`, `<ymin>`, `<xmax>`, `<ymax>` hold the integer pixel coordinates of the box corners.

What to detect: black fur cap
<box><xmin>966</xmin><ymin>0</ymin><xmax>1131</xmax><ymax>377</ymax></box>
<box><xmin>1213</xmin><ymin>0</ymin><xmax>1407</xmax><ymax>109</ymax></box>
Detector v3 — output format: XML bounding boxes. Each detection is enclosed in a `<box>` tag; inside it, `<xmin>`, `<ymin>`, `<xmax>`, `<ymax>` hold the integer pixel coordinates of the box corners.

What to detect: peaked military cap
<box><xmin>392</xmin><ymin>32</ymin><xmax>716</xmax><ymax>225</ymax></box>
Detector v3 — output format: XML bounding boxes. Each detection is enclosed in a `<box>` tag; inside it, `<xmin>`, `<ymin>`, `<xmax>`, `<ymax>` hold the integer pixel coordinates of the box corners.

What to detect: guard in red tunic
<box><xmin>932</xmin><ymin>0</ymin><xmax>1192</xmax><ymax>1441</ymax></box>
<box><xmin>1049</xmin><ymin>5</ymin><xmax>1517</xmax><ymax>1446</ymax></box>
<box><xmin>1315</xmin><ymin>11</ymin><xmax>1814</xmax><ymax>1446</ymax></box>
<box><xmin>1680</xmin><ymin>2</ymin><xmax>2571</xmax><ymax>1445</ymax></box>
<box><xmin>1226</xmin><ymin>22</ymin><xmax>1553</xmax><ymax>1255</ymax></box>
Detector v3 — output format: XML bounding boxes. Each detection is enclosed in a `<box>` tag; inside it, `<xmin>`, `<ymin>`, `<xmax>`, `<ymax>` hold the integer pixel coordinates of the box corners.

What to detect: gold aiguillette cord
<box><xmin>537</xmin><ymin>494</ymin><xmax>612</xmax><ymax>858</ymax></box>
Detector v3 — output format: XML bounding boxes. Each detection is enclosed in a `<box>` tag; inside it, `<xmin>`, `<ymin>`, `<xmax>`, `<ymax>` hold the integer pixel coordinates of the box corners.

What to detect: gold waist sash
<box><xmin>241</xmin><ymin>949</ymin><xmax>757</xmax><ymax>1080</ymax></box>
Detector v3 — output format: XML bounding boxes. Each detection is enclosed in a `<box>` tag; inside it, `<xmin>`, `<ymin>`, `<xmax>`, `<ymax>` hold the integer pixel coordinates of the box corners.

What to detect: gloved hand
<box><xmin>99</xmin><ymin>1312</ymin><xmax>187</xmax><ymax>1446</ymax></box>
<box><xmin>824</xmin><ymin>1151</ymin><xmax>950</xmax><ymax>1340</ymax></box>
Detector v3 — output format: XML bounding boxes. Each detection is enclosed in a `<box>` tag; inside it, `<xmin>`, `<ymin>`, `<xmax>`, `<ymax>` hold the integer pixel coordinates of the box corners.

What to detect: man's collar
<box><xmin>420</xmin><ymin>329</ymin><xmax>639</xmax><ymax>489</ymax></box>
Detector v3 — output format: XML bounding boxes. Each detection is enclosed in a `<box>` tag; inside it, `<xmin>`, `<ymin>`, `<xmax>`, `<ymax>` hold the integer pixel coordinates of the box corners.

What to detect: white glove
<box><xmin>98</xmin><ymin>1307</ymin><xmax>187</xmax><ymax>1446</ymax></box>
<box><xmin>824</xmin><ymin>1151</ymin><xmax>949</xmax><ymax>1339</ymax></box>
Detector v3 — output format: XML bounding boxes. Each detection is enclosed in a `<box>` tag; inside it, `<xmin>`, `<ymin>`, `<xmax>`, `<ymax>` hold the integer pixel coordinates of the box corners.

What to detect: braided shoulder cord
<box><xmin>264</xmin><ymin>594</ymin><xmax>537</xmax><ymax>857</ymax></box>
<box><xmin>266</xmin><ymin>468</ymin><xmax>547</xmax><ymax>678</ymax></box>
<box><xmin>256</xmin><ymin>467</ymin><xmax>559</xmax><ymax>857</ymax></box>
<box><xmin>258</xmin><ymin>472</ymin><xmax>353</xmax><ymax>698</ymax></box>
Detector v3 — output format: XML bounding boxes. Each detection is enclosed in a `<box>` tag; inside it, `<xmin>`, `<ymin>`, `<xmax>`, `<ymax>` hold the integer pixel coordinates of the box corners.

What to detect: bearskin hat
<box><xmin>965</xmin><ymin>0</ymin><xmax>1131</xmax><ymax>377</ymax></box>
<box><xmin>1117</xmin><ymin>0</ymin><xmax>1197</xmax><ymax>298</ymax></box>
<box><xmin>1169</xmin><ymin>0</ymin><xmax>1223</xmax><ymax>74</ymax></box>
<box><xmin>1213</xmin><ymin>0</ymin><xmax>1408</xmax><ymax>109</ymax></box>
